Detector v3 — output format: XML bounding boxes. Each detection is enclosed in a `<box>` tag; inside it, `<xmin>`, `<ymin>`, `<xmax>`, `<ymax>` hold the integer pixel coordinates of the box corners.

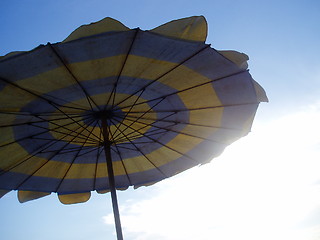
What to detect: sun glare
<box><xmin>103</xmin><ymin>104</ymin><xmax>320</xmax><ymax>240</ymax></box>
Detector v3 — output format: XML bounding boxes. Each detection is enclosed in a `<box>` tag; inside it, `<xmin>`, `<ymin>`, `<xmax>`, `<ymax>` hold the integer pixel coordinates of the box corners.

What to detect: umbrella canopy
<box><xmin>0</xmin><ymin>16</ymin><xmax>267</xmax><ymax>239</ymax></box>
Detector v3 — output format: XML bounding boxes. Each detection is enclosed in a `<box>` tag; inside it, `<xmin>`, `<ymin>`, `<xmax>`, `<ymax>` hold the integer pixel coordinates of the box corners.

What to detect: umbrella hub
<box><xmin>93</xmin><ymin>109</ymin><xmax>115</xmax><ymax>120</ymax></box>
<box><xmin>83</xmin><ymin>107</ymin><xmax>125</xmax><ymax>128</ymax></box>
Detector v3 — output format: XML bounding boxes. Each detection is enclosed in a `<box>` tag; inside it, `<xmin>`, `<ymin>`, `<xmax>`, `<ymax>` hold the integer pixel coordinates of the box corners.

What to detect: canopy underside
<box><xmin>0</xmin><ymin>16</ymin><xmax>267</xmax><ymax>204</ymax></box>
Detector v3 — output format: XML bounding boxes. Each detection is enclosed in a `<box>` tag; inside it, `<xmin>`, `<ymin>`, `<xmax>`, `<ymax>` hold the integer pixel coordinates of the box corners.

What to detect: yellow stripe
<box><xmin>63</xmin><ymin>17</ymin><xmax>130</xmax><ymax>43</ymax></box>
<box><xmin>150</xmin><ymin>16</ymin><xmax>207</xmax><ymax>42</ymax></box>
<box><xmin>0</xmin><ymin>84</ymin><xmax>36</xmax><ymax>111</ymax></box>
<box><xmin>18</xmin><ymin>190</ymin><xmax>51</xmax><ymax>203</ymax></box>
<box><xmin>0</xmin><ymin>144</ymin><xmax>33</xmax><ymax>171</ymax></box>
<box><xmin>58</xmin><ymin>192</ymin><xmax>91</xmax><ymax>204</ymax></box>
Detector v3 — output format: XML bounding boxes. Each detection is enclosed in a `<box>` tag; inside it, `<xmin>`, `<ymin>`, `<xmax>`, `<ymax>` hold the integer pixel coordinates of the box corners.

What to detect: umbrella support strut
<box><xmin>101</xmin><ymin>117</ymin><xmax>124</xmax><ymax>240</ymax></box>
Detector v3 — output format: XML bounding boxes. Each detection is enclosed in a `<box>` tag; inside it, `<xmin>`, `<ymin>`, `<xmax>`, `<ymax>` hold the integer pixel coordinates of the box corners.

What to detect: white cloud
<box><xmin>104</xmin><ymin>103</ymin><xmax>320</xmax><ymax>240</ymax></box>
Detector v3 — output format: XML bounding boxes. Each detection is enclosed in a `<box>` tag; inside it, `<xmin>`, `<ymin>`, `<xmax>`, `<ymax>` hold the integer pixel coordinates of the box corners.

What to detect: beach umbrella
<box><xmin>0</xmin><ymin>16</ymin><xmax>267</xmax><ymax>239</ymax></box>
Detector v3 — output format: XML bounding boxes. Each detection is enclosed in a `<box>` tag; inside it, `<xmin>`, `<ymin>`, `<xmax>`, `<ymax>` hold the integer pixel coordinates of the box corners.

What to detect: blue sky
<box><xmin>1</xmin><ymin>1</ymin><xmax>320</xmax><ymax>240</ymax></box>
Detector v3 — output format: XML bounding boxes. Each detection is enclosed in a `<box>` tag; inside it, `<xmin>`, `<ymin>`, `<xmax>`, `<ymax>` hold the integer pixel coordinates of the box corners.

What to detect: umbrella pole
<box><xmin>101</xmin><ymin>117</ymin><xmax>124</xmax><ymax>240</ymax></box>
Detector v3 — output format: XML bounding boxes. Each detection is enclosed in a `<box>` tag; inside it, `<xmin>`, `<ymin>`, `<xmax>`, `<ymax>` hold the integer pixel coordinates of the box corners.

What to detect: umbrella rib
<box><xmin>108</xmin><ymin>118</ymin><xmax>169</xmax><ymax>178</ymax></box>
<box><xmin>0</xmin><ymin>115</ymin><xmax>96</xmax><ymax>148</ymax></box>
<box><xmin>114</xmin><ymin>145</ymin><xmax>140</xmax><ymax>151</ymax></box>
<box><xmin>25</xmin><ymin>112</ymin><xmax>96</xmax><ymax>141</ymax></box>
<box><xmin>106</xmin><ymin>122</ymin><xmax>133</xmax><ymax>187</ymax></box>
<box><xmin>0</xmin><ymin>114</ymin><xmax>84</xmax><ymax>128</ymax></box>
<box><xmin>113</xmin><ymin>44</ymin><xmax>211</xmax><ymax>108</ymax></box>
<box><xmin>114</xmin><ymin>124</ymin><xmax>175</xmax><ymax>144</ymax></box>
<box><xmin>36</xmin><ymin>120</ymin><xmax>97</xmax><ymax>154</ymax></box>
<box><xmin>106</xmin><ymin>29</ymin><xmax>139</xmax><ymax>110</ymax></box>
<box><xmin>128</xmin><ymin>116</ymin><xmax>242</xmax><ymax>131</ymax></box>
<box><xmin>28</xmin><ymin>114</ymin><xmax>99</xmax><ymax>143</ymax></box>
<box><xmin>119</xmin><ymin>70</ymin><xmax>248</xmax><ymax>110</ymax></box>
<box><xmin>112</xmin><ymin>96</ymin><xmax>166</xmax><ymax>141</ymax></box>
<box><xmin>114</xmin><ymin>128</ymin><xmax>168</xmax><ymax>144</ymax></box>
<box><xmin>29</xmin><ymin>123</ymin><xmax>97</xmax><ymax>144</ymax></box>
<box><xmin>123</xmin><ymin>103</ymin><xmax>257</xmax><ymax>131</ymax></box>
<box><xmin>51</xmin><ymin>110</ymin><xmax>102</xmax><ymax>142</ymax></box>
<box><xmin>55</xmin><ymin>119</ymin><xmax>100</xmax><ymax>193</ymax></box>
<box><xmin>112</xmin><ymin>119</ymin><xmax>202</xmax><ymax>164</ymax></box>
<box><xmin>0</xmin><ymin>118</ymin><xmax>96</xmax><ymax>177</ymax></box>
<box><xmin>115</xmin><ymin>108</ymin><xmax>220</xmax><ymax>143</ymax></box>
<box><xmin>32</xmin><ymin>137</ymin><xmax>96</xmax><ymax>146</ymax></box>
<box><xmin>112</xmin><ymin>143</ymin><xmax>133</xmax><ymax>186</ymax></box>
<box><xmin>76</xmin><ymin>146</ymin><xmax>100</xmax><ymax>157</ymax></box>
<box><xmin>13</xmin><ymin>118</ymin><xmax>98</xmax><ymax>190</ymax></box>
<box><xmin>39</xmin><ymin>91</ymin><xmax>94</xmax><ymax>112</ymax></box>
<box><xmin>0</xmin><ymin>111</ymin><xmax>82</xmax><ymax>117</ymax></box>
<box><xmin>118</xmin><ymin>116</ymin><xmax>232</xmax><ymax>144</ymax></box>
<box><xmin>138</xmin><ymin>128</ymin><xmax>171</xmax><ymax>139</ymax></box>
<box><xmin>0</xmin><ymin>77</ymin><xmax>90</xmax><ymax>112</ymax></box>
<box><xmin>124</xmin><ymin>103</ymin><xmax>259</xmax><ymax>114</ymax></box>
<box><xmin>0</xmin><ymin>76</ymin><xmax>102</xmax><ymax>140</ymax></box>
<box><xmin>1</xmin><ymin>105</ymin><xmax>88</xmax><ymax>113</ymax></box>
<box><xmin>111</xmin><ymin>87</ymin><xmax>145</xmax><ymax>139</ymax></box>
<box><xmin>48</xmin><ymin>43</ymin><xmax>99</xmax><ymax>111</ymax></box>
<box><xmin>39</xmin><ymin>145</ymin><xmax>95</xmax><ymax>155</ymax></box>
<box><xmin>116</xmin><ymin>141</ymin><xmax>154</xmax><ymax>145</ymax></box>
<box><xmin>113</xmin><ymin>111</ymin><xmax>178</xmax><ymax>143</ymax></box>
